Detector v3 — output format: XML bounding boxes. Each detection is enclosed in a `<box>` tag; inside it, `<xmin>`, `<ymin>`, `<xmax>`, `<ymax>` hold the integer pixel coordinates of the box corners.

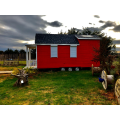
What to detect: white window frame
<box><xmin>70</xmin><ymin>45</ymin><xmax>77</xmax><ymax>58</ymax></box>
<box><xmin>51</xmin><ymin>45</ymin><xmax>58</xmax><ymax>58</ymax></box>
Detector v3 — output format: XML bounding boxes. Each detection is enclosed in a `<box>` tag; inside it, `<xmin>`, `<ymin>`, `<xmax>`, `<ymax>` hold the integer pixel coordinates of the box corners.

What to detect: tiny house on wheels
<box><xmin>25</xmin><ymin>34</ymin><xmax>101</xmax><ymax>71</ymax></box>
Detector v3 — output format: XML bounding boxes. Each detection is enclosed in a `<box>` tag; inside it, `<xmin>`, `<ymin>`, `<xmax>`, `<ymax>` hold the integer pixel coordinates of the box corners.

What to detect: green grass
<box><xmin>0</xmin><ymin>70</ymin><xmax>117</xmax><ymax>105</ymax></box>
<box><xmin>19</xmin><ymin>61</ymin><xmax>26</xmax><ymax>64</ymax></box>
<box><xmin>0</xmin><ymin>61</ymin><xmax>3</xmax><ymax>64</ymax></box>
<box><xmin>0</xmin><ymin>61</ymin><xmax>26</xmax><ymax>65</ymax></box>
<box><xmin>0</xmin><ymin>66</ymin><xmax>25</xmax><ymax>71</ymax></box>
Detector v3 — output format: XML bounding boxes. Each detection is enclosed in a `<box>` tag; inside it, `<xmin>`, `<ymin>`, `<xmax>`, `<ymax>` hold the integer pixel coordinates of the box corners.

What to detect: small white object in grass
<box><xmin>21</xmin><ymin>80</ymin><xmax>24</xmax><ymax>83</ymax></box>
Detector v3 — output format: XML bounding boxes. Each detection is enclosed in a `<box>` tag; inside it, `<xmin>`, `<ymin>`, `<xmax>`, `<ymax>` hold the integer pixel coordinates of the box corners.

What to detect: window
<box><xmin>51</xmin><ymin>46</ymin><xmax>57</xmax><ymax>57</ymax></box>
<box><xmin>70</xmin><ymin>46</ymin><xmax>77</xmax><ymax>58</ymax></box>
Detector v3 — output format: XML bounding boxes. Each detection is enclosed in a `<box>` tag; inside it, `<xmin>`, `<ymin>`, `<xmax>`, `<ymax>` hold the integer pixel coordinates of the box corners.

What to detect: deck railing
<box><xmin>28</xmin><ymin>60</ymin><xmax>37</xmax><ymax>67</ymax></box>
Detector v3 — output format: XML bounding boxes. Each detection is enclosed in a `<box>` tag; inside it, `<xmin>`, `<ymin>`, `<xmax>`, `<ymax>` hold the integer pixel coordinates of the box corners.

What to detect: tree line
<box><xmin>0</xmin><ymin>48</ymin><xmax>26</xmax><ymax>60</ymax></box>
<box><xmin>0</xmin><ymin>48</ymin><xmax>25</xmax><ymax>55</ymax></box>
<box><xmin>0</xmin><ymin>48</ymin><xmax>36</xmax><ymax>60</ymax></box>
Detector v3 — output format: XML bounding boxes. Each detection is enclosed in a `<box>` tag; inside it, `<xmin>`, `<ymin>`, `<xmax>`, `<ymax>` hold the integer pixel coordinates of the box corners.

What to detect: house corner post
<box><xmin>26</xmin><ymin>46</ymin><xmax>28</xmax><ymax>67</ymax></box>
<box><xmin>36</xmin><ymin>45</ymin><xmax>37</xmax><ymax>67</ymax></box>
<box><xmin>29</xmin><ymin>48</ymin><xmax>31</xmax><ymax>67</ymax></box>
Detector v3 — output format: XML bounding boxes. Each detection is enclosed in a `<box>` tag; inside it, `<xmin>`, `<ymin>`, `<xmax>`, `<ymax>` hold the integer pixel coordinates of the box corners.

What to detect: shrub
<box><xmin>12</xmin><ymin>68</ymin><xmax>20</xmax><ymax>75</ymax></box>
<box><xmin>24</xmin><ymin>67</ymin><xmax>38</xmax><ymax>75</ymax></box>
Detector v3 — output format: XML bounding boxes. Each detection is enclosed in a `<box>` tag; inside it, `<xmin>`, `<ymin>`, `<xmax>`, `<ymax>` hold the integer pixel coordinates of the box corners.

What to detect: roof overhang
<box><xmin>75</xmin><ymin>35</ymin><xmax>101</xmax><ymax>40</ymax></box>
<box><xmin>25</xmin><ymin>44</ymin><xmax>80</xmax><ymax>48</ymax></box>
<box><xmin>35</xmin><ymin>44</ymin><xmax>80</xmax><ymax>46</ymax></box>
<box><xmin>25</xmin><ymin>44</ymin><xmax>36</xmax><ymax>49</ymax></box>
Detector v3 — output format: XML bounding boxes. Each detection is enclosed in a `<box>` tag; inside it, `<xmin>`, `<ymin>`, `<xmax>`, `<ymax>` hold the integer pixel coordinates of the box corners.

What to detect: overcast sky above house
<box><xmin>0</xmin><ymin>0</ymin><xmax>120</xmax><ymax>51</ymax></box>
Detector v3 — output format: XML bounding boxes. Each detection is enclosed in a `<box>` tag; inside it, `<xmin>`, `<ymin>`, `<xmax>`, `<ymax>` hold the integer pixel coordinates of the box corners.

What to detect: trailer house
<box><xmin>25</xmin><ymin>34</ymin><xmax>101</xmax><ymax>71</ymax></box>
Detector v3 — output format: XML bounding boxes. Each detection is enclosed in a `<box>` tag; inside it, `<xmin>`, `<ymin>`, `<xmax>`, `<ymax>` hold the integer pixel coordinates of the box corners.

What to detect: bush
<box><xmin>24</xmin><ymin>67</ymin><xmax>38</xmax><ymax>75</ymax></box>
<box><xmin>12</xmin><ymin>68</ymin><xmax>20</xmax><ymax>75</ymax></box>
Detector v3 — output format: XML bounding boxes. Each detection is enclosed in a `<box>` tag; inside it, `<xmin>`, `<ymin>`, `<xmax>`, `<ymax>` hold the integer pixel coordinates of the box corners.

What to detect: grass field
<box><xmin>0</xmin><ymin>61</ymin><xmax>26</xmax><ymax>65</ymax></box>
<box><xmin>0</xmin><ymin>66</ymin><xmax>25</xmax><ymax>71</ymax></box>
<box><xmin>0</xmin><ymin>69</ymin><xmax>117</xmax><ymax>105</ymax></box>
<box><xmin>19</xmin><ymin>61</ymin><xmax>26</xmax><ymax>64</ymax></box>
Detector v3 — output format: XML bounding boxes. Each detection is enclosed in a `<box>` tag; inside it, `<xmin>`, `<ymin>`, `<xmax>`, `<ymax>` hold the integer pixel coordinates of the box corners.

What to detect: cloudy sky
<box><xmin>0</xmin><ymin>0</ymin><xmax>120</xmax><ymax>51</ymax></box>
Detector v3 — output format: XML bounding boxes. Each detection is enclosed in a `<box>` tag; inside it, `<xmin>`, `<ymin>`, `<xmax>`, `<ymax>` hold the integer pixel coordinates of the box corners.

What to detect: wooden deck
<box><xmin>0</xmin><ymin>71</ymin><xmax>13</xmax><ymax>74</ymax></box>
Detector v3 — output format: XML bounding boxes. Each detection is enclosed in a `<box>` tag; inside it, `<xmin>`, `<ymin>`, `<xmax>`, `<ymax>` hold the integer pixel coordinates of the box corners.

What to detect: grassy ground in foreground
<box><xmin>0</xmin><ymin>70</ymin><xmax>117</xmax><ymax>105</ymax></box>
<box><xmin>0</xmin><ymin>61</ymin><xmax>26</xmax><ymax>65</ymax></box>
<box><xmin>0</xmin><ymin>66</ymin><xmax>25</xmax><ymax>71</ymax></box>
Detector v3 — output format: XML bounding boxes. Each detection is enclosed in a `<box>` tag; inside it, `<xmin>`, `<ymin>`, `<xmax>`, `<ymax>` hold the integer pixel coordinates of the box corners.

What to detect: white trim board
<box><xmin>26</xmin><ymin>44</ymin><xmax>80</xmax><ymax>46</ymax></box>
<box><xmin>75</xmin><ymin>35</ymin><xmax>101</xmax><ymax>40</ymax></box>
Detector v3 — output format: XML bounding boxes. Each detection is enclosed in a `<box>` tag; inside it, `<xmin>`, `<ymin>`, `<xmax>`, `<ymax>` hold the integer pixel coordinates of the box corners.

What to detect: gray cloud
<box><xmin>94</xmin><ymin>15</ymin><xmax>100</xmax><ymax>18</ymax></box>
<box><xmin>99</xmin><ymin>20</ymin><xmax>105</xmax><ymax>23</ymax></box>
<box><xmin>0</xmin><ymin>15</ymin><xmax>63</xmax><ymax>51</ymax></box>
<box><xmin>101</xmin><ymin>21</ymin><xmax>116</xmax><ymax>29</ymax></box>
<box><xmin>47</xmin><ymin>21</ymin><xmax>63</xmax><ymax>27</ymax></box>
<box><xmin>116</xmin><ymin>47</ymin><xmax>120</xmax><ymax>51</ymax></box>
<box><xmin>111</xmin><ymin>25</ymin><xmax>120</xmax><ymax>32</ymax></box>
<box><xmin>75</xmin><ymin>20</ymin><xmax>118</xmax><ymax>35</ymax></box>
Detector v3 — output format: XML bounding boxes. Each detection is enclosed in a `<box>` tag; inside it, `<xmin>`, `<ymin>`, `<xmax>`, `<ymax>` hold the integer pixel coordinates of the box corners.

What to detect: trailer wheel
<box><xmin>75</xmin><ymin>67</ymin><xmax>79</xmax><ymax>71</ymax></box>
<box><xmin>68</xmin><ymin>67</ymin><xmax>72</xmax><ymax>71</ymax></box>
<box><xmin>61</xmin><ymin>68</ymin><xmax>65</xmax><ymax>71</ymax></box>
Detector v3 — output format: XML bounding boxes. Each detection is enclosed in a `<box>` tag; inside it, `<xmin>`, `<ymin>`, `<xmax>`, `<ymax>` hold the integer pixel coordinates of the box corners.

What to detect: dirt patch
<box><xmin>0</xmin><ymin>74</ymin><xmax>11</xmax><ymax>77</ymax></box>
<box><xmin>29</xmin><ymin>76</ymin><xmax>34</xmax><ymax>79</ymax></box>
<box><xmin>35</xmin><ymin>101</ymin><xmax>44</xmax><ymax>105</ymax></box>
<box><xmin>99</xmin><ymin>89</ymin><xmax>115</xmax><ymax>100</ymax></box>
<box><xmin>0</xmin><ymin>67</ymin><xmax>13</xmax><ymax>71</ymax></box>
<box><xmin>41</xmin><ymin>89</ymin><xmax>54</xmax><ymax>93</ymax></box>
<box><xmin>23</xmin><ymin>101</ymin><xmax>30</xmax><ymax>105</ymax></box>
<box><xmin>0</xmin><ymin>78</ymin><xmax>6</xmax><ymax>83</ymax></box>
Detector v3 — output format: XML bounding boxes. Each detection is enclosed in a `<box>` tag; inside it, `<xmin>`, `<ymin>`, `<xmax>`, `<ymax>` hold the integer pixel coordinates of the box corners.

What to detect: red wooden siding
<box><xmin>37</xmin><ymin>39</ymin><xmax>100</xmax><ymax>69</ymax></box>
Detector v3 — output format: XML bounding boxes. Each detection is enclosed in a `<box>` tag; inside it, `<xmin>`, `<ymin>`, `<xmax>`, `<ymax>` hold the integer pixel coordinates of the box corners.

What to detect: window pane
<box><xmin>51</xmin><ymin>46</ymin><xmax>57</xmax><ymax>57</ymax></box>
<box><xmin>70</xmin><ymin>46</ymin><xmax>77</xmax><ymax>57</ymax></box>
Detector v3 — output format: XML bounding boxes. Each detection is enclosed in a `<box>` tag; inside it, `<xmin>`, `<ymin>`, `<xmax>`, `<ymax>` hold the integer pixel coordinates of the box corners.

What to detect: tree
<box><xmin>31</xmin><ymin>49</ymin><xmax>36</xmax><ymax>59</ymax></box>
<box><xmin>92</xmin><ymin>37</ymin><xmax>116</xmax><ymax>74</ymax></box>
<box><xmin>9</xmin><ymin>49</ymin><xmax>13</xmax><ymax>59</ymax></box>
<box><xmin>58</xmin><ymin>27</ymin><xmax>79</xmax><ymax>35</ymax></box>
<box><xmin>14</xmin><ymin>49</ymin><xmax>19</xmax><ymax>59</ymax></box>
<box><xmin>0</xmin><ymin>51</ymin><xmax>4</xmax><ymax>54</ymax></box>
<box><xmin>19</xmin><ymin>49</ymin><xmax>26</xmax><ymax>59</ymax></box>
<box><xmin>5</xmin><ymin>48</ymin><xmax>10</xmax><ymax>60</ymax></box>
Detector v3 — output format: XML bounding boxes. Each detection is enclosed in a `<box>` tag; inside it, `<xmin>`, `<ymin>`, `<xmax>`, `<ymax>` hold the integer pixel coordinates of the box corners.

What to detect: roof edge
<box><xmin>75</xmin><ymin>35</ymin><xmax>101</xmax><ymax>40</ymax></box>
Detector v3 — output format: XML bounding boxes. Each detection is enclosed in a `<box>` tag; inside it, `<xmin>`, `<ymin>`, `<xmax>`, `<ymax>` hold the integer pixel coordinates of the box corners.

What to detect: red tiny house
<box><xmin>37</xmin><ymin>38</ymin><xmax>100</xmax><ymax>69</ymax></box>
<box><xmin>25</xmin><ymin>34</ymin><xmax>101</xmax><ymax>69</ymax></box>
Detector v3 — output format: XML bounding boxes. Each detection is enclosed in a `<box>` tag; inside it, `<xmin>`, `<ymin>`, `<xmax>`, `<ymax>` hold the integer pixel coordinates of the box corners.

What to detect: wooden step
<box><xmin>0</xmin><ymin>71</ymin><xmax>13</xmax><ymax>74</ymax></box>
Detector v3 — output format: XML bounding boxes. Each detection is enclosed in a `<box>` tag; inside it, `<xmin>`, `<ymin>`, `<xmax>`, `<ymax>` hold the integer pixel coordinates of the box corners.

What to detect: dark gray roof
<box><xmin>75</xmin><ymin>35</ymin><xmax>101</xmax><ymax>40</ymax></box>
<box><xmin>35</xmin><ymin>34</ymin><xmax>79</xmax><ymax>44</ymax></box>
